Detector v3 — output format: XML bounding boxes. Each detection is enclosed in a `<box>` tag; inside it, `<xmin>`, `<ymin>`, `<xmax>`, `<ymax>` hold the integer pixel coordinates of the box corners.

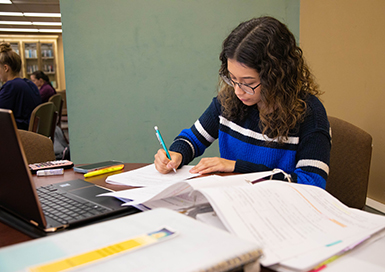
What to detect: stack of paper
<box><xmin>99</xmin><ymin>166</ymin><xmax>385</xmax><ymax>271</ymax></box>
<box><xmin>197</xmin><ymin>181</ymin><xmax>385</xmax><ymax>270</ymax></box>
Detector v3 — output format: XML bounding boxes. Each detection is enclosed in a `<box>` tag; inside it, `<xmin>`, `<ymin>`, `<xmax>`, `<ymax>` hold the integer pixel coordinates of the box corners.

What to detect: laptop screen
<box><xmin>0</xmin><ymin>109</ymin><xmax>46</xmax><ymax>228</ymax></box>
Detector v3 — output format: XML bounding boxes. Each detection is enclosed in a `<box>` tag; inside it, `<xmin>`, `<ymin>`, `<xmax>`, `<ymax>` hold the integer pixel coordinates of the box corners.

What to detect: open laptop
<box><xmin>0</xmin><ymin>109</ymin><xmax>140</xmax><ymax>237</ymax></box>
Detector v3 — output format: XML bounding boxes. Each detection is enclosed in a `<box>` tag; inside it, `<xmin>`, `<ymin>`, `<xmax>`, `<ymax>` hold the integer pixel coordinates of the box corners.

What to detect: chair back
<box><xmin>28</xmin><ymin>102</ymin><xmax>57</xmax><ymax>142</ymax></box>
<box><xmin>48</xmin><ymin>93</ymin><xmax>63</xmax><ymax>126</ymax></box>
<box><xmin>17</xmin><ymin>130</ymin><xmax>56</xmax><ymax>164</ymax></box>
<box><xmin>326</xmin><ymin>116</ymin><xmax>372</xmax><ymax>209</ymax></box>
<box><xmin>57</xmin><ymin>89</ymin><xmax>67</xmax><ymax>116</ymax></box>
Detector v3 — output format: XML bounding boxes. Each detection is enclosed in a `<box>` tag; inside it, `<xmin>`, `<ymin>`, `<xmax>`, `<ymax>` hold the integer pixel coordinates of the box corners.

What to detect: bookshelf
<box><xmin>23</xmin><ymin>41</ymin><xmax>57</xmax><ymax>89</ymax></box>
<box><xmin>0</xmin><ymin>36</ymin><xmax>62</xmax><ymax>90</ymax></box>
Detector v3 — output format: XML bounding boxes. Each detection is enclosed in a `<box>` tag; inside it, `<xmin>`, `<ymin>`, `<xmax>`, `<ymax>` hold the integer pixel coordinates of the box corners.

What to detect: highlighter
<box><xmin>84</xmin><ymin>164</ymin><xmax>125</xmax><ymax>178</ymax></box>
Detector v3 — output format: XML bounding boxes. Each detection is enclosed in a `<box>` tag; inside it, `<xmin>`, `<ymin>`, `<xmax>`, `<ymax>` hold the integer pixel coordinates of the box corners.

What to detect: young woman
<box><xmin>31</xmin><ymin>70</ymin><xmax>56</xmax><ymax>103</ymax></box>
<box><xmin>0</xmin><ymin>43</ymin><xmax>41</xmax><ymax>130</ymax></box>
<box><xmin>154</xmin><ymin>16</ymin><xmax>331</xmax><ymax>189</ymax></box>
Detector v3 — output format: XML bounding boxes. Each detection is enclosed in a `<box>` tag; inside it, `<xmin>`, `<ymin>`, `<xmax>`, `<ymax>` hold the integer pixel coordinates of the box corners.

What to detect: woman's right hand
<box><xmin>154</xmin><ymin>149</ymin><xmax>183</xmax><ymax>174</ymax></box>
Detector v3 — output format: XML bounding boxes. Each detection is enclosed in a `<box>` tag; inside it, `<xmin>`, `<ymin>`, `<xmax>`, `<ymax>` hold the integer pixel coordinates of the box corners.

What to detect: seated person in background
<box><xmin>31</xmin><ymin>70</ymin><xmax>56</xmax><ymax>103</ymax></box>
<box><xmin>154</xmin><ymin>16</ymin><xmax>331</xmax><ymax>189</ymax></box>
<box><xmin>0</xmin><ymin>43</ymin><xmax>41</xmax><ymax>130</ymax></box>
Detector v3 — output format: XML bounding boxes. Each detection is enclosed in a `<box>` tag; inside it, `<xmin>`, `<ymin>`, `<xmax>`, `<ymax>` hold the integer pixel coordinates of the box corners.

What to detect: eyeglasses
<box><xmin>220</xmin><ymin>74</ymin><xmax>261</xmax><ymax>95</ymax></box>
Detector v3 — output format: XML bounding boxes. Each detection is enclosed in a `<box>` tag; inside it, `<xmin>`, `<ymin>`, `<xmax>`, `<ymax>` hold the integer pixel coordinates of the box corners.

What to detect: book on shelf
<box><xmin>24</xmin><ymin>49</ymin><xmax>37</xmax><ymax>58</ymax></box>
<box><xmin>101</xmin><ymin>168</ymin><xmax>385</xmax><ymax>271</ymax></box>
<box><xmin>42</xmin><ymin>49</ymin><xmax>53</xmax><ymax>57</ymax></box>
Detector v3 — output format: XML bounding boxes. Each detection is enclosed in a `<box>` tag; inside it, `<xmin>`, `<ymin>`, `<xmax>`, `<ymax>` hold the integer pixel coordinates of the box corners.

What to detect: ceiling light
<box><xmin>0</xmin><ymin>0</ymin><xmax>12</xmax><ymax>4</ymax></box>
<box><xmin>0</xmin><ymin>28</ymin><xmax>37</xmax><ymax>32</ymax></box>
<box><xmin>0</xmin><ymin>28</ymin><xmax>62</xmax><ymax>33</ymax></box>
<box><xmin>39</xmin><ymin>29</ymin><xmax>62</xmax><ymax>33</ymax></box>
<box><xmin>0</xmin><ymin>12</ymin><xmax>23</xmax><ymax>16</ymax></box>
<box><xmin>0</xmin><ymin>21</ymin><xmax>32</xmax><ymax>25</ymax></box>
<box><xmin>0</xmin><ymin>21</ymin><xmax>62</xmax><ymax>26</ymax></box>
<box><xmin>0</xmin><ymin>12</ymin><xmax>61</xmax><ymax>17</ymax></box>
<box><xmin>33</xmin><ymin>22</ymin><xmax>62</xmax><ymax>26</ymax></box>
<box><xmin>24</xmin><ymin>13</ymin><xmax>61</xmax><ymax>18</ymax></box>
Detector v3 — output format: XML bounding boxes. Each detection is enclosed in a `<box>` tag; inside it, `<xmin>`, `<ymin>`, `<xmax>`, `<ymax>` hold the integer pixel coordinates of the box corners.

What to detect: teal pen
<box><xmin>154</xmin><ymin>126</ymin><xmax>177</xmax><ymax>173</ymax></box>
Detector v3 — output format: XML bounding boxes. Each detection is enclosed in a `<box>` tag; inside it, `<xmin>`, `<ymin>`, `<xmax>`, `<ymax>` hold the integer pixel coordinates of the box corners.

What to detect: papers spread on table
<box><xmin>198</xmin><ymin>181</ymin><xmax>385</xmax><ymax>269</ymax></box>
<box><xmin>105</xmin><ymin>163</ymin><xmax>199</xmax><ymax>187</ymax></box>
<box><xmin>99</xmin><ymin>171</ymin><xmax>385</xmax><ymax>271</ymax></box>
<box><xmin>306</xmin><ymin>229</ymin><xmax>385</xmax><ymax>272</ymax></box>
<box><xmin>99</xmin><ymin>171</ymin><xmax>275</xmax><ymax>209</ymax></box>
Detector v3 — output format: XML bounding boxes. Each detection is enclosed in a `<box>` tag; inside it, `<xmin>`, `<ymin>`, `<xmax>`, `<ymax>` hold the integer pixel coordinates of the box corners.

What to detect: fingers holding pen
<box><xmin>168</xmin><ymin>151</ymin><xmax>182</xmax><ymax>172</ymax></box>
<box><xmin>154</xmin><ymin>149</ymin><xmax>171</xmax><ymax>174</ymax></box>
<box><xmin>154</xmin><ymin>149</ymin><xmax>182</xmax><ymax>174</ymax></box>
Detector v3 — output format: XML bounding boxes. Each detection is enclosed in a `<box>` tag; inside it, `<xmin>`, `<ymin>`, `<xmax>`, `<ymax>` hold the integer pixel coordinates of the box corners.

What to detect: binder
<box><xmin>0</xmin><ymin>208</ymin><xmax>262</xmax><ymax>272</ymax></box>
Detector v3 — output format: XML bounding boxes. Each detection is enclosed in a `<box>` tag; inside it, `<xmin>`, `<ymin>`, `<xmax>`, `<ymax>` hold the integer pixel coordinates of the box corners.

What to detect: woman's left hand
<box><xmin>190</xmin><ymin>157</ymin><xmax>235</xmax><ymax>174</ymax></box>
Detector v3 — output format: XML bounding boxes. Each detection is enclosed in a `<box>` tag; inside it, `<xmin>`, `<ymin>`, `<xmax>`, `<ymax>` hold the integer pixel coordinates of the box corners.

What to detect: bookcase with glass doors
<box><xmin>0</xmin><ymin>36</ymin><xmax>61</xmax><ymax>90</ymax></box>
<box><xmin>23</xmin><ymin>41</ymin><xmax>57</xmax><ymax>88</ymax></box>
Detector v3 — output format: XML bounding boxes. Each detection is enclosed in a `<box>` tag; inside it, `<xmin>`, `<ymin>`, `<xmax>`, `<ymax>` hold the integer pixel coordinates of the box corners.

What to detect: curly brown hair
<box><xmin>218</xmin><ymin>16</ymin><xmax>321</xmax><ymax>143</ymax></box>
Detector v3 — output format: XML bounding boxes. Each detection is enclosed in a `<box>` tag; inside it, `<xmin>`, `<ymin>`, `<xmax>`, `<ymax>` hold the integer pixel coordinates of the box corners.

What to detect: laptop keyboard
<box><xmin>37</xmin><ymin>185</ymin><xmax>111</xmax><ymax>225</ymax></box>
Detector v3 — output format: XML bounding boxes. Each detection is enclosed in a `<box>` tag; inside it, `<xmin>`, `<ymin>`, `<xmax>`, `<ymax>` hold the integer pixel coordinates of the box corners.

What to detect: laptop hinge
<box><xmin>30</xmin><ymin>220</ymin><xmax>39</xmax><ymax>227</ymax></box>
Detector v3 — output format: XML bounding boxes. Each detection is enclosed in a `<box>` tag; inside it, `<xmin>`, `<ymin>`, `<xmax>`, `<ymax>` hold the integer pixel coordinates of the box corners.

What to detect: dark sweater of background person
<box><xmin>0</xmin><ymin>42</ymin><xmax>41</xmax><ymax>130</ymax></box>
<box><xmin>0</xmin><ymin>78</ymin><xmax>41</xmax><ymax>130</ymax></box>
<box><xmin>39</xmin><ymin>82</ymin><xmax>56</xmax><ymax>103</ymax></box>
<box><xmin>31</xmin><ymin>70</ymin><xmax>56</xmax><ymax>103</ymax></box>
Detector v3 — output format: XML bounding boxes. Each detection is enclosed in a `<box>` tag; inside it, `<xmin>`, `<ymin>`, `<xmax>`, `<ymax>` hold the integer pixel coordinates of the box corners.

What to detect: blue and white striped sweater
<box><xmin>170</xmin><ymin>96</ymin><xmax>331</xmax><ymax>189</ymax></box>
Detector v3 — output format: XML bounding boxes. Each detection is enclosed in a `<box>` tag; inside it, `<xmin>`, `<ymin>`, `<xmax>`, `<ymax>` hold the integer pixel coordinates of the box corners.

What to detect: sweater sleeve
<box><xmin>291</xmin><ymin>129</ymin><xmax>331</xmax><ymax>188</ymax></box>
<box><xmin>234</xmin><ymin>129</ymin><xmax>330</xmax><ymax>189</ymax></box>
<box><xmin>235</xmin><ymin>98</ymin><xmax>331</xmax><ymax>189</ymax></box>
<box><xmin>170</xmin><ymin>98</ymin><xmax>221</xmax><ymax>166</ymax></box>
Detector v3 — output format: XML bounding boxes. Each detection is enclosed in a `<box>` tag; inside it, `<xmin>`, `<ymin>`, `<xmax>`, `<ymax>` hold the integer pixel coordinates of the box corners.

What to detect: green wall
<box><xmin>60</xmin><ymin>0</ymin><xmax>300</xmax><ymax>164</ymax></box>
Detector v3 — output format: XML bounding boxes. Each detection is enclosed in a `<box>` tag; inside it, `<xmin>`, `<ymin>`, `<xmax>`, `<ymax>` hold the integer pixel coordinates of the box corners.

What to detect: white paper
<box><xmin>100</xmin><ymin>171</ymin><xmax>278</xmax><ymax>212</ymax></box>
<box><xmin>101</xmin><ymin>173</ymin><xmax>274</xmax><ymax>209</ymax></box>
<box><xmin>196</xmin><ymin>212</ymin><xmax>228</xmax><ymax>231</ymax></box>
<box><xmin>123</xmin><ymin>182</ymin><xmax>200</xmax><ymax>207</ymax></box>
<box><xmin>273</xmin><ymin>234</ymin><xmax>372</xmax><ymax>272</ymax></box>
<box><xmin>276</xmin><ymin>224</ymin><xmax>385</xmax><ymax>271</ymax></box>
<box><xmin>273</xmin><ymin>229</ymin><xmax>385</xmax><ymax>272</ymax></box>
<box><xmin>138</xmin><ymin>173</ymin><xmax>276</xmax><ymax>213</ymax></box>
<box><xmin>105</xmin><ymin>164</ymin><xmax>199</xmax><ymax>187</ymax></box>
<box><xmin>320</xmin><ymin>229</ymin><xmax>385</xmax><ymax>272</ymax></box>
<box><xmin>198</xmin><ymin>181</ymin><xmax>385</xmax><ymax>267</ymax></box>
<box><xmin>99</xmin><ymin>184</ymin><xmax>173</xmax><ymax>203</ymax></box>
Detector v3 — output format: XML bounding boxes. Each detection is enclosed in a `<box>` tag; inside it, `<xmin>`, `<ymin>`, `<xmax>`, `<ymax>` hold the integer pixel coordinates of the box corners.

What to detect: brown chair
<box><xmin>57</xmin><ymin>89</ymin><xmax>67</xmax><ymax>118</ymax></box>
<box><xmin>326</xmin><ymin>116</ymin><xmax>372</xmax><ymax>209</ymax></box>
<box><xmin>17</xmin><ymin>130</ymin><xmax>56</xmax><ymax>164</ymax></box>
<box><xmin>28</xmin><ymin>102</ymin><xmax>57</xmax><ymax>142</ymax></box>
<box><xmin>57</xmin><ymin>89</ymin><xmax>69</xmax><ymax>140</ymax></box>
<box><xmin>48</xmin><ymin>93</ymin><xmax>63</xmax><ymax>127</ymax></box>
